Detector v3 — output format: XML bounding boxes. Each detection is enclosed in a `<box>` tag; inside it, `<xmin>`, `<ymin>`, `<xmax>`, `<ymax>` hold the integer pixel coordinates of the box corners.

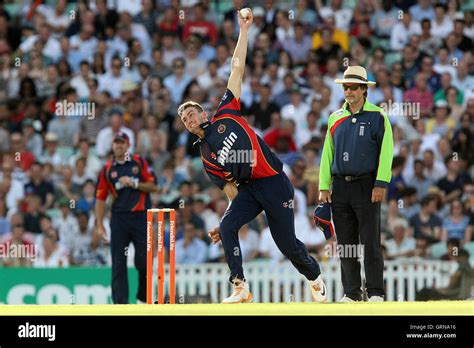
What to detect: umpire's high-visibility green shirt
<box><xmin>319</xmin><ymin>99</ymin><xmax>394</xmax><ymax>190</ymax></box>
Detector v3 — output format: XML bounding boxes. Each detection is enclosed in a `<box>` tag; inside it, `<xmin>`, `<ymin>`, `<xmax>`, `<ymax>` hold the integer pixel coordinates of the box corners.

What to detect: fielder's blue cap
<box><xmin>113</xmin><ymin>131</ymin><xmax>130</xmax><ymax>144</ymax></box>
<box><xmin>313</xmin><ymin>203</ymin><xmax>335</xmax><ymax>240</ymax></box>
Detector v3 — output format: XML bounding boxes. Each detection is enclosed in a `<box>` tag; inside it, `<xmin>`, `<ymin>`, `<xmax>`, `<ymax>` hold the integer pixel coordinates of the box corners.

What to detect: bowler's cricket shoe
<box><xmin>309</xmin><ymin>274</ymin><xmax>327</xmax><ymax>302</ymax></box>
<box><xmin>368</xmin><ymin>295</ymin><xmax>384</xmax><ymax>302</ymax></box>
<box><xmin>222</xmin><ymin>278</ymin><xmax>253</xmax><ymax>304</ymax></box>
<box><xmin>340</xmin><ymin>295</ymin><xmax>361</xmax><ymax>302</ymax></box>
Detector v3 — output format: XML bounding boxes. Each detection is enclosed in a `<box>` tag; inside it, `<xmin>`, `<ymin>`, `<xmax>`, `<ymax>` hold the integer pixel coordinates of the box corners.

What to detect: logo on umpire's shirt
<box><xmin>211</xmin><ymin>152</ymin><xmax>217</xmax><ymax>160</ymax></box>
<box><xmin>218</xmin><ymin>124</ymin><xmax>226</xmax><ymax>134</ymax></box>
<box><xmin>111</xmin><ymin>171</ymin><xmax>117</xmax><ymax>178</ymax></box>
<box><xmin>132</xmin><ymin>166</ymin><xmax>139</xmax><ymax>174</ymax></box>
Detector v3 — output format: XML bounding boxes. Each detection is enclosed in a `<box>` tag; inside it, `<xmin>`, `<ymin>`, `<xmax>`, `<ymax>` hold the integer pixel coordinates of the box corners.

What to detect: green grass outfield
<box><xmin>1</xmin><ymin>301</ymin><xmax>473</xmax><ymax>316</ymax></box>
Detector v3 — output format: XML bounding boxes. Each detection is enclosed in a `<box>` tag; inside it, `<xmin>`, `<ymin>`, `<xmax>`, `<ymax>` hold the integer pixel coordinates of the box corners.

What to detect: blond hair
<box><xmin>177</xmin><ymin>101</ymin><xmax>204</xmax><ymax>117</ymax></box>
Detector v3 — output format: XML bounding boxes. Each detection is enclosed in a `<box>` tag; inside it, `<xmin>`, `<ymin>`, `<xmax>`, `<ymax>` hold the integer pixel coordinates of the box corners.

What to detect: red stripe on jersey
<box><xmin>101</xmin><ymin>161</ymin><xmax>118</xmax><ymax>198</ymax></box>
<box><xmin>330</xmin><ymin>116</ymin><xmax>350</xmax><ymax>137</ymax></box>
<box><xmin>215</xmin><ymin>116</ymin><xmax>279</xmax><ymax>178</ymax></box>
<box><xmin>202</xmin><ymin>156</ymin><xmax>222</xmax><ymax>170</ymax></box>
<box><xmin>216</xmin><ymin>96</ymin><xmax>241</xmax><ymax>115</ymax></box>
<box><xmin>206</xmin><ymin>167</ymin><xmax>226</xmax><ymax>178</ymax></box>
<box><xmin>131</xmin><ymin>192</ymin><xmax>146</xmax><ymax>212</ymax></box>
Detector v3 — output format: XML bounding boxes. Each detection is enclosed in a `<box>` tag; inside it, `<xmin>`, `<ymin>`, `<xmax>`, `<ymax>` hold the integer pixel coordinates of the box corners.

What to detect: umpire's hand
<box><xmin>371</xmin><ymin>187</ymin><xmax>386</xmax><ymax>203</ymax></box>
<box><xmin>319</xmin><ymin>190</ymin><xmax>332</xmax><ymax>203</ymax></box>
<box><xmin>208</xmin><ymin>227</ymin><xmax>221</xmax><ymax>244</ymax></box>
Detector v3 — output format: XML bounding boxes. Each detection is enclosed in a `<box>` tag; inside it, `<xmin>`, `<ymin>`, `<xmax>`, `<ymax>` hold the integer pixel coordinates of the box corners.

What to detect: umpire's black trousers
<box><xmin>110</xmin><ymin>211</ymin><xmax>147</xmax><ymax>304</ymax></box>
<box><xmin>331</xmin><ymin>173</ymin><xmax>384</xmax><ymax>300</ymax></box>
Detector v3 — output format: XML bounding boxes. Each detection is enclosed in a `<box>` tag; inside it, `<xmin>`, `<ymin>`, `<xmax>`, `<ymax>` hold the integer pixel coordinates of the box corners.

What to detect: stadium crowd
<box><xmin>0</xmin><ymin>0</ymin><xmax>473</xmax><ymax>270</ymax></box>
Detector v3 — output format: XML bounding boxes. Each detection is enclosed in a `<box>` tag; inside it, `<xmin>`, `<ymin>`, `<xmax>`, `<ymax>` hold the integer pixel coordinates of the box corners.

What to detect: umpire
<box><xmin>95</xmin><ymin>132</ymin><xmax>158</xmax><ymax>304</ymax></box>
<box><xmin>319</xmin><ymin>66</ymin><xmax>394</xmax><ymax>302</ymax></box>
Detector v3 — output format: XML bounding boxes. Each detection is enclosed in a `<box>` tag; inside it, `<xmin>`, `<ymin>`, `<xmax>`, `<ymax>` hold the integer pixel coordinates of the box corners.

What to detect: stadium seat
<box><xmin>431</xmin><ymin>241</ymin><xmax>447</xmax><ymax>259</ymax></box>
<box><xmin>57</xmin><ymin>146</ymin><xmax>75</xmax><ymax>163</ymax></box>
<box><xmin>46</xmin><ymin>208</ymin><xmax>60</xmax><ymax>220</ymax></box>
<box><xmin>384</xmin><ymin>52</ymin><xmax>401</xmax><ymax>66</ymax></box>
<box><xmin>463</xmin><ymin>242</ymin><xmax>474</xmax><ymax>264</ymax></box>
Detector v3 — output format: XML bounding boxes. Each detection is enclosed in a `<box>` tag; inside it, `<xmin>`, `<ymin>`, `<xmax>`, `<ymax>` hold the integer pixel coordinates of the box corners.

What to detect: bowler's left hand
<box><xmin>371</xmin><ymin>187</ymin><xmax>386</xmax><ymax>203</ymax></box>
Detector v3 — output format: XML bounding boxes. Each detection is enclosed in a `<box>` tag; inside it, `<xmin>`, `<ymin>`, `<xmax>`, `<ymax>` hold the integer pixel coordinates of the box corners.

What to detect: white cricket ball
<box><xmin>239</xmin><ymin>8</ymin><xmax>250</xmax><ymax>19</ymax></box>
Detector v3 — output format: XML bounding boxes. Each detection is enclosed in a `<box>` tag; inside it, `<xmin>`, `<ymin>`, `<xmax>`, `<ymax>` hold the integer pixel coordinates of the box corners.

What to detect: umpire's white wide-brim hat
<box><xmin>334</xmin><ymin>66</ymin><xmax>376</xmax><ymax>86</ymax></box>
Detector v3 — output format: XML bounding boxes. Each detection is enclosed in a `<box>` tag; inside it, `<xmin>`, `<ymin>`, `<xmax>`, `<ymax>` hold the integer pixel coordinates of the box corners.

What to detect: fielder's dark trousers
<box><xmin>331</xmin><ymin>174</ymin><xmax>384</xmax><ymax>300</ymax></box>
<box><xmin>219</xmin><ymin>172</ymin><xmax>321</xmax><ymax>283</ymax></box>
<box><xmin>110</xmin><ymin>211</ymin><xmax>147</xmax><ymax>304</ymax></box>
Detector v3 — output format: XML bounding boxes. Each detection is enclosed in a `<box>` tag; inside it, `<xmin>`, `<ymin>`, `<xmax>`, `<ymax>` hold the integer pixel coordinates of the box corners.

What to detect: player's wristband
<box><xmin>132</xmin><ymin>178</ymin><xmax>139</xmax><ymax>189</ymax></box>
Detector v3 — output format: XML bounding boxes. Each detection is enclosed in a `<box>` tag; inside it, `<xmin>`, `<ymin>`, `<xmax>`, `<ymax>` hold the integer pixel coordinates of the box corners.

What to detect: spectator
<box><xmin>97</xmin><ymin>56</ymin><xmax>129</xmax><ymax>100</ymax></box>
<box><xmin>409</xmin><ymin>195</ymin><xmax>443</xmax><ymax>243</ymax></box>
<box><xmin>441</xmin><ymin>200</ymin><xmax>472</xmax><ymax>243</ymax></box>
<box><xmin>453</xmin><ymin>17</ymin><xmax>473</xmax><ymax>52</ymax></box>
<box><xmin>426</xmin><ymin>100</ymin><xmax>456</xmax><ymax>137</ymax></box>
<box><xmin>390</xmin><ymin>12</ymin><xmax>422</xmax><ymax>51</ymax></box>
<box><xmin>134</xmin><ymin>0</ymin><xmax>158</xmax><ymax>36</ymax></box>
<box><xmin>95</xmin><ymin>111</ymin><xmax>135</xmax><ymax>158</ymax></box>
<box><xmin>418</xmin><ymin>19</ymin><xmax>443</xmax><ymax>56</ymax></box>
<box><xmin>398</xmin><ymin>187</ymin><xmax>421</xmax><ymax>220</ymax></box>
<box><xmin>406</xmin><ymin>160</ymin><xmax>433</xmax><ymax>201</ymax></box>
<box><xmin>53</xmin><ymin>197</ymin><xmax>79</xmax><ymax>251</ymax></box>
<box><xmin>69</xmin><ymin>138</ymin><xmax>102</xmax><ymax>178</ymax></box>
<box><xmin>17</xmin><ymin>23</ymin><xmax>61</xmax><ymax>62</ymax></box>
<box><xmin>23</xmin><ymin>194</ymin><xmax>47</xmax><ymax>234</ymax></box>
<box><xmin>248</xmin><ymin>84</ymin><xmax>279</xmax><ymax>132</ymax></box>
<box><xmin>192</xmin><ymin>196</ymin><xmax>220</xmax><ymax>233</ymax></box>
<box><xmin>388</xmin><ymin>156</ymin><xmax>406</xmax><ymax>201</ymax></box>
<box><xmin>371</xmin><ymin>0</ymin><xmax>401</xmax><ymax>38</ymax></box>
<box><xmin>409</xmin><ymin>0</ymin><xmax>435</xmax><ymax>21</ymax></box>
<box><xmin>24</xmin><ymin>162</ymin><xmax>54</xmax><ymax>209</ymax></box>
<box><xmin>416</xmin><ymin>248</ymin><xmax>474</xmax><ymax>300</ymax></box>
<box><xmin>281</xmin><ymin>89</ymin><xmax>310</xmax><ymax>138</ymax></box>
<box><xmin>9</xmin><ymin>132</ymin><xmax>36</xmax><ymax>172</ymax></box>
<box><xmin>430</xmin><ymin>3</ymin><xmax>453</xmax><ymax>40</ymax></box>
<box><xmin>437</xmin><ymin>154</ymin><xmax>472</xmax><ymax>203</ymax></box>
<box><xmin>0</xmin><ymin>222</ymin><xmax>35</xmax><ymax>267</ymax></box>
<box><xmin>175</xmin><ymin>222</ymin><xmax>208</xmax><ymax>264</ymax></box>
<box><xmin>40</xmin><ymin>132</ymin><xmax>63</xmax><ymax>167</ymax></box>
<box><xmin>0</xmin><ymin>164</ymin><xmax>24</xmax><ymax>213</ymax></box>
<box><xmin>384</xmin><ymin>217</ymin><xmax>416</xmax><ymax>260</ymax></box>
<box><xmin>55</xmin><ymin>165</ymin><xmax>81</xmax><ymax>203</ymax></box>
<box><xmin>70</xmin><ymin>61</ymin><xmax>92</xmax><ymax>100</ymax></box>
<box><xmin>433</xmin><ymin>47</ymin><xmax>457</xmax><ymax>80</ymax></box>
<box><xmin>312</xmin><ymin>15</ymin><xmax>349</xmax><ymax>54</ymax></box>
<box><xmin>163</xmin><ymin>57</ymin><xmax>193</xmax><ymax>107</ymax></box>
<box><xmin>423</xmin><ymin>149</ymin><xmax>447</xmax><ymax>183</ymax></box>
<box><xmin>441</xmin><ymin>238</ymin><xmax>461</xmax><ymax>261</ymax></box>
<box><xmin>72</xmin><ymin>157</ymin><xmax>95</xmax><ymax>187</ymax></box>
<box><xmin>238</xmin><ymin>224</ymin><xmax>260</xmax><ymax>262</ymax></box>
<box><xmin>22</xmin><ymin>118</ymin><xmax>43</xmax><ymax>160</ymax></box>
<box><xmin>183</xmin><ymin>37</ymin><xmax>207</xmax><ymax>78</ymax></box>
<box><xmin>264</xmin><ymin>119</ymin><xmax>297</xmax><ymax>154</ymax></box>
<box><xmin>0</xmin><ymin>195</ymin><xmax>9</xmax><ymax>236</ymax></box>
<box><xmin>403</xmin><ymin>73</ymin><xmax>434</xmax><ymax>118</ymax></box>
<box><xmin>33</xmin><ymin>228</ymin><xmax>69</xmax><ymax>268</ymax></box>
<box><xmin>182</xmin><ymin>3</ymin><xmax>218</xmax><ymax>46</ymax></box>
<box><xmin>318</xmin><ymin>0</ymin><xmax>353</xmax><ymax>33</ymax></box>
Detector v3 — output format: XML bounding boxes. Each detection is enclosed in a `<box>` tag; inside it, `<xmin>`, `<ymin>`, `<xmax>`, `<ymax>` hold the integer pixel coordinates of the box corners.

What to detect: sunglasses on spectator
<box><xmin>173</xmin><ymin>65</ymin><xmax>184</xmax><ymax>69</ymax></box>
<box><xmin>342</xmin><ymin>85</ymin><xmax>362</xmax><ymax>91</ymax></box>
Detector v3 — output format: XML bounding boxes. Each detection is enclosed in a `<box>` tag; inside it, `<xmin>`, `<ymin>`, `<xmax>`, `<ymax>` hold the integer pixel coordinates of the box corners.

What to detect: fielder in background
<box><xmin>95</xmin><ymin>132</ymin><xmax>158</xmax><ymax>304</ymax></box>
<box><xmin>178</xmin><ymin>8</ymin><xmax>327</xmax><ymax>304</ymax></box>
<box><xmin>319</xmin><ymin>66</ymin><xmax>394</xmax><ymax>302</ymax></box>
